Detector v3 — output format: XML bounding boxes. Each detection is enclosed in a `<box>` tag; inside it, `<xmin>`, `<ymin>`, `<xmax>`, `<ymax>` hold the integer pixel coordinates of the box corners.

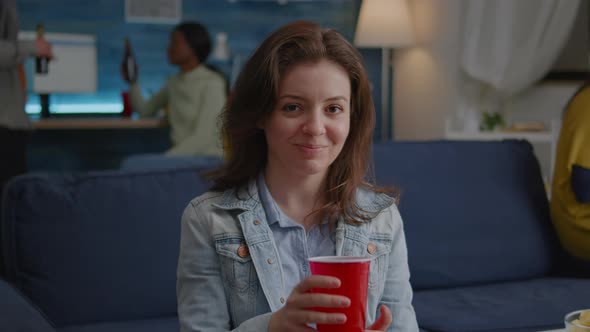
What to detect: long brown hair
<box><xmin>209</xmin><ymin>21</ymin><xmax>390</xmax><ymax>225</ymax></box>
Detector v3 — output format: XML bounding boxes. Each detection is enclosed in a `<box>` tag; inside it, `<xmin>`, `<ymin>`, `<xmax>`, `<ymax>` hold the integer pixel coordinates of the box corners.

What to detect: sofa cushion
<box><xmin>372</xmin><ymin>141</ymin><xmax>558</xmax><ymax>289</ymax></box>
<box><xmin>1</xmin><ymin>167</ymin><xmax>211</xmax><ymax>326</ymax></box>
<box><xmin>0</xmin><ymin>278</ymin><xmax>55</xmax><ymax>332</ymax></box>
<box><xmin>413</xmin><ymin>277</ymin><xmax>590</xmax><ymax>332</ymax></box>
<box><xmin>57</xmin><ymin>317</ymin><xmax>178</xmax><ymax>332</ymax></box>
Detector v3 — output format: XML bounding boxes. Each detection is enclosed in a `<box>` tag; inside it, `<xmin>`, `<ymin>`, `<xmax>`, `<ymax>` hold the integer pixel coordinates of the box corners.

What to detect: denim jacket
<box><xmin>177</xmin><ymin>179</ymin><xmax>418</xmax><ymax>332</ymax></box>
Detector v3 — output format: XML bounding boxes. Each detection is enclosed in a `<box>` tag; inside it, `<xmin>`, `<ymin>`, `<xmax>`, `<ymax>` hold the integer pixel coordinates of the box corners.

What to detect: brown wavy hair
<box><xmin>209</xmin><ymin>21</ymin><xmax>391</xmax><ymax>225</ymax></box>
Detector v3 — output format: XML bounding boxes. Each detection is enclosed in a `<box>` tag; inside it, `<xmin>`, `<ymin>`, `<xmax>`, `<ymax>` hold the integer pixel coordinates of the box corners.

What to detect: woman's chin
<box><xmin>294</xmin><ymin>160</ymin><xmax>330</xmax><ymax>177</ymax></box>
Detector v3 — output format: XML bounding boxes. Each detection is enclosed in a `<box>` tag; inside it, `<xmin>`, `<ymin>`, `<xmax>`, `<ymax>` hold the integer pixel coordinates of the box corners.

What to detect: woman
<box><xmin>123</xmin><ymin>22</ymin><xmax>227</xmax><ymax>157</ymax></box>
<box><xmin>551</xmin><ymin>81</ymin><xmax>590</xmax><ymax>262</ymax></box>
<box><xmin>177</xmin><ymin>21</ymin><xmax>418</xmax><ymax>331</ymax></box>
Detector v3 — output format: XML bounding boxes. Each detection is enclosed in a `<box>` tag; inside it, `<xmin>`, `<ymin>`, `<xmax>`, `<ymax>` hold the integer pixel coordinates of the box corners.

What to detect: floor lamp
<box><xmin>354</xmin><ymin>0</ymin><xmax>414</xmax><ymax>141</ymax></box>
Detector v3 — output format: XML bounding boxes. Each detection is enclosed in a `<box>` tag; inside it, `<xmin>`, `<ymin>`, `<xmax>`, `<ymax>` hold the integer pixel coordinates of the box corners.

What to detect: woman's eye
<box><xmin>282</xmin><ymin>104</ymin><xmax>301</xmax><ymax>112</ymax></box>
<box><xmin>327</xmin><ymin>105</ymin><xmax>343</xmax><ymax>114</ymax></box>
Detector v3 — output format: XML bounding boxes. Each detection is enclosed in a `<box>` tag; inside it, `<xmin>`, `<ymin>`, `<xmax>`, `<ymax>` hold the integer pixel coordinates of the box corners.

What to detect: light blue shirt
<box><xmin>256</xmin><ymin>173</ymin><xmax>335</xmax><ymax>295</ymax></box>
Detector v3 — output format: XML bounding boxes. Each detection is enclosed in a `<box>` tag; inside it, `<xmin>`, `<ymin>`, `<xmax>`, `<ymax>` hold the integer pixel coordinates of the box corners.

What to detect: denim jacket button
<box><xmin>237</xmin><ymin>244</ymin><xmax>250</xmax><ymax>258</ymax></box>
<box><xmin>267</xmin><ymin>258</ymin><xmax>274</xmax><ymax>264</ymax></box>
<box><xmin>254</xmin><ymin>220</ymin><xmax>261</xmax><ymax>225</ymax></box>
<box><xmin>367</xmin><ymin>242</ymin><xmax>376</xmax><ymax>255</ymax></box>
<box><xmin>280</xmin><ymin>297</ymin><xmax>285</xmax><ymax>304</ymax></box>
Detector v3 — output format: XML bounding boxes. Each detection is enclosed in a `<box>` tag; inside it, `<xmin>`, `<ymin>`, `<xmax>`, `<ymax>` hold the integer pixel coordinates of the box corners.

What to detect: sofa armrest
<box><xmin>0</xmin><ymin>279</ymin><xmax>55</xmax><ymax>332</ymax></box>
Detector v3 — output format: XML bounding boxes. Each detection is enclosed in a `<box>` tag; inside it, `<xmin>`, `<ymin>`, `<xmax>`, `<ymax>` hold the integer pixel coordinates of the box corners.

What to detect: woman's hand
<box><xmin>121</xmin><ymin>63</ymin><xmax>138</xmax><ymax>84</ymax></box>
<box><xmin>365</xmin><ymin>305</ymin><xmax>393</xmax><ymax>332</ymax></box>
<box><xmin>268</xmin><ymin>275</ymin><xmax>351</xmax><ymax>332</ymax></box>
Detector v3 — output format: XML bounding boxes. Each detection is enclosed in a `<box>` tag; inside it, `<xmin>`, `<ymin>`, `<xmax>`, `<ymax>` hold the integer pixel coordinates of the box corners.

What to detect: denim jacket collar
<box><xmin>214</xmin><ymin>180</ymin><xmax>261</xmax><ymax>211</ymax></box>
<box><xmin>213</xmin><ymin>178</ymin><xmax>393</xmax><ymax>213</ymax></box>
<box><xmin>212</xmin><ymin>178</ymin><xmax>394</xmax><ymax>311</ymax></box>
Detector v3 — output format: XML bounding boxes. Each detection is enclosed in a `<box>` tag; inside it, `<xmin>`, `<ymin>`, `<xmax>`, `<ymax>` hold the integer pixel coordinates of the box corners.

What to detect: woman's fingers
<box><xmin>287</xmin><ymin>292</ymin><xmax>350</xmax><ymax>309</ymax></box>
<box><xmin>292</xmin><ymin>275</ymin><xmax>341</xmax><ymax>293</ymax></box>
<box><xmin>286</xmin><ymin>275</ymin><xmax>350</xmax><ymax>326</ymax></box>
<box><xmin>269</xmin><ymin>275</ymin><xmax>352</xmax><ymax>332</ymax></box>
<box><xmin>270</xmin><ymin>296</ymin><xmax>348</xmax><ymax>332</ymax></box>
<box><xmin>288</xmin><ymin>275</ymin><xmax>350</xmax><ymax>314</ymax></box>
<box><xmin>287</xmin><ymin>309</ymin><xmax>347</xmax><ymax>325</ymax></box>
<box><xmin>366</xmin><ymin>305</ymin><xmax>393</xmax><ymax>331</ymax></box>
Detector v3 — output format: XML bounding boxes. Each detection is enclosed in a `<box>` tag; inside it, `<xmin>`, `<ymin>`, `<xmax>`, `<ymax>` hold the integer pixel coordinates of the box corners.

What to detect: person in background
<box><xmin>0</xmin><ymin>0</ymin><xmax>52</xmax><ymax>209</ymax></box>
<box><xmin>551</xmin><ymin>82</ymin><xmax>590</xmax><ymax>263</ymax></box>
<box><xmin>0</xmin><ymin>0</ymin><xmax>51</xmax><ymax>284</ymax></box>
<box><xmin>177</xmin><ymin>21</ymin><xmax>418</xmax><ymax>331</ymax></box>
<box><xmin>122</xmin><ymin>22</ymin><xmax>227</xmax><ymax>157</ymax></box>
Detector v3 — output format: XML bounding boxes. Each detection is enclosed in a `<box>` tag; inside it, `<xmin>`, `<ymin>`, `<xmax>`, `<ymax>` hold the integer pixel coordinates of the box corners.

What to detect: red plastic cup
<box><xmin>121</xmin><ymin>91</ymin><xmax>133</xmax><ymax>117</ymax></box>
<box><xmin>308</xmin><ymin>256</ymin><xmax>371</xmax><ymax>332</ymax></box>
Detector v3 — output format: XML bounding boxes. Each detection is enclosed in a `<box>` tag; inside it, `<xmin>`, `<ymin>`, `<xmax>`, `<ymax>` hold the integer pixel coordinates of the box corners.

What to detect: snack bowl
<box><xmin>565</xmin><ymin>309</ymin><xmax>590</xmax><ymax>332</ymax></box>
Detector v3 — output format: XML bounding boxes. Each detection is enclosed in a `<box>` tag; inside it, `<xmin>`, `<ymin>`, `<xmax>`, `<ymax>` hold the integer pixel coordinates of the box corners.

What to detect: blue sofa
<box><xmin>1</xmin><ymin>140</ymin><xmax>588</xmax><ymax>332</ymax></box>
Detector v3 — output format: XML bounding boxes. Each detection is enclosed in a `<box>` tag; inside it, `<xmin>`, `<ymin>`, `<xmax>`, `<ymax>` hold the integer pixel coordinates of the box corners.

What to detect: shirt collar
<box><xmin>256</xmin><ymin>172</ymin><xmax>284</xmax><ymax>227</ymax></box>
<box><xmin>214</xmin><ymin>173</ymin><xmax>394</xmax><ymax>226</ymax></box>
<box><xmin>257</xmin><ymin>173</ymin><xmax>333</xmax><ymax>229</ymax></box>
<box><xmin>178</xmin><ymin>64</ymin><xmax>208</xmax><ymax>80</ymax></box>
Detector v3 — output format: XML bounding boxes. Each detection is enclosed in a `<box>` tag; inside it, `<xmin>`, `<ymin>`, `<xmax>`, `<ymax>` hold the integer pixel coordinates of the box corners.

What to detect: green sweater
<box><xmin>130</xmin><ymin>65</ymin><xmax>226</xmax><ymax>157</ymax></box>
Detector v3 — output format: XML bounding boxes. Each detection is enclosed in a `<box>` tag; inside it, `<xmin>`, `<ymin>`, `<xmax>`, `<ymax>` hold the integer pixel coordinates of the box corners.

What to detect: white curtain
<box><xmin>457</xmin><ymin>0</ymin><xmax>580</xmax><ymax>131</ymax></box>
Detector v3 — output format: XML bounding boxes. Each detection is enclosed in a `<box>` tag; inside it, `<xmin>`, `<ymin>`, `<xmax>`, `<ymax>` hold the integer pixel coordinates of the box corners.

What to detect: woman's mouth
<box><xmin>296</xmin><ymin>143</ymin><xmax>326</xmax><ymax>155</ymax></box>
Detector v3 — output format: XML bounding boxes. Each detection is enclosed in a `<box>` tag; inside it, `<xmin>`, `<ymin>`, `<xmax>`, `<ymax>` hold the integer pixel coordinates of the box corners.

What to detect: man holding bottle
<box><xmin>0</xmin><ymin>3</ymin><xmax>52</xmax><ymax>312</ymax></box>
<box><xmin>0</xmin><ymin>0</ymin><xmax>52</xmax><ymax>221</ymax></box>
<box><xmin>122</xmin><ymin>22</ymin><xmax>227</xmax><ymax>157</ymax></box>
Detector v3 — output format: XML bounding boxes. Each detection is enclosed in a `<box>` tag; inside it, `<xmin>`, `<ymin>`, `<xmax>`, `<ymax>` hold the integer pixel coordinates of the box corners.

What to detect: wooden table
<box><xmin>29</xmin><ymin>117</ymin><xmax>170</xmax><ymax>171</ymax></box>
<box><xmin>32</xmin><ymin>117</ymin><xmax>168</xmax><ymax>130</ymax></box>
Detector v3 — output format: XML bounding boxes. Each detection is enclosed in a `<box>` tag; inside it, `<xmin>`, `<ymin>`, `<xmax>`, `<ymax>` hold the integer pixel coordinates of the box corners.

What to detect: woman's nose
<box><xmin>302</xmin><ymin>112</ymin><xmax>326</xmax><ymax>136</ymax></box>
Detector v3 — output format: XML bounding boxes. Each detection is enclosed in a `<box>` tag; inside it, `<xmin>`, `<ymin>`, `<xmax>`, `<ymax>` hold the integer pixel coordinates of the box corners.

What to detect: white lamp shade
<box><xmin>354</xmin><ymin>0</ymin><xmax>414</xmax><ymax>48</ymax></box>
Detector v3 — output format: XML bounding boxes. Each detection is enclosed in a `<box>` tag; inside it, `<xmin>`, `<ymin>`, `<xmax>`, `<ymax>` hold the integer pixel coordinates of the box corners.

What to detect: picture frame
<box><xmin>125</xmin><ymin>0</ymin><xmax>182</xmax><ymax>24</ymax></box>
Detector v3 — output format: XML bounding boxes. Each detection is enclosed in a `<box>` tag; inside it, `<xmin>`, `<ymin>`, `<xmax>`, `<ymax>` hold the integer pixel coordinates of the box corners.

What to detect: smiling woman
<box><xmin>262</xmin><ymin>59</ymin><xmax>351</xmax><ymax>188</ymax></box>
<box><xmin>176</xmin><ymin>21</ymin><xmax>419</xmax><ymax>332</ymax></box>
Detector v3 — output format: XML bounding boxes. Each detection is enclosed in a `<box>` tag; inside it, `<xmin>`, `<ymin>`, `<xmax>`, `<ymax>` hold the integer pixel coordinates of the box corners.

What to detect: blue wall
<box><xmin>18</xmin><ymin>0</ymin><xmax>385</xmax><ymax>138</ymax></box>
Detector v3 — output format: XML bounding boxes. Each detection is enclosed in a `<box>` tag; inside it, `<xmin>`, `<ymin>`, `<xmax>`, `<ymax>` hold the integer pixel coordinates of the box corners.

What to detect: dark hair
<box><xmin>174</xmin><ymin>22</ymin><xmax>211</xmax><ymax>62</ymax></box>
<box><xmin>210</xmin><ymin>21</ymin><xmax>389</xmax><ymax>226</ymax></box>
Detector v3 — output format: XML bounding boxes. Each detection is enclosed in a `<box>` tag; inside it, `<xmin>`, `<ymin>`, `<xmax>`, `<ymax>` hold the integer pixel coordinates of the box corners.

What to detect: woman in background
<box><xmin>551</xmin><ymin>82</ymin><xmax>590</xmax><ymax>263</ymax></box>
<box><xmin>123</xmin><ymin>22</ymin><xmax>226</xmax><ymax>157</ymax></box>
<box><xmin>177</xmin><ymin>21</ymin><xmax>418</xmax><ymax>331</ymax></box>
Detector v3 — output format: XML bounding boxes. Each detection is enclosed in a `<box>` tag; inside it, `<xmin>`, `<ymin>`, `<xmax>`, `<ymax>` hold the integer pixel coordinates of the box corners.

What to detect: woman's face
<box><xmin>167</xmin><ymin>30</ymin><xmax>195</xmax><ymax>65</ymax></box>
<box><xmin>261</xmin><ymin>59</ymin><xmax>351</xmax><ymax>180</ymax></box>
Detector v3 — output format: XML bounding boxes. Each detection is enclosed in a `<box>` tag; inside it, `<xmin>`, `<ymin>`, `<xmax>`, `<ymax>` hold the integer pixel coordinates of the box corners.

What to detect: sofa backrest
<box><xmin>372</xmin><ymin>140</ymin><xmax>559</xmax><ymax>290</ymax></box>
<box><xmin>1</xmin><ymin>167</ymin><xmax>212</xmax><ymax>326</ymax></box>
<box><xmin>119</xmin><ymin>154</ymin><xmax>223</xmax><ymax>171</ymax></box>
